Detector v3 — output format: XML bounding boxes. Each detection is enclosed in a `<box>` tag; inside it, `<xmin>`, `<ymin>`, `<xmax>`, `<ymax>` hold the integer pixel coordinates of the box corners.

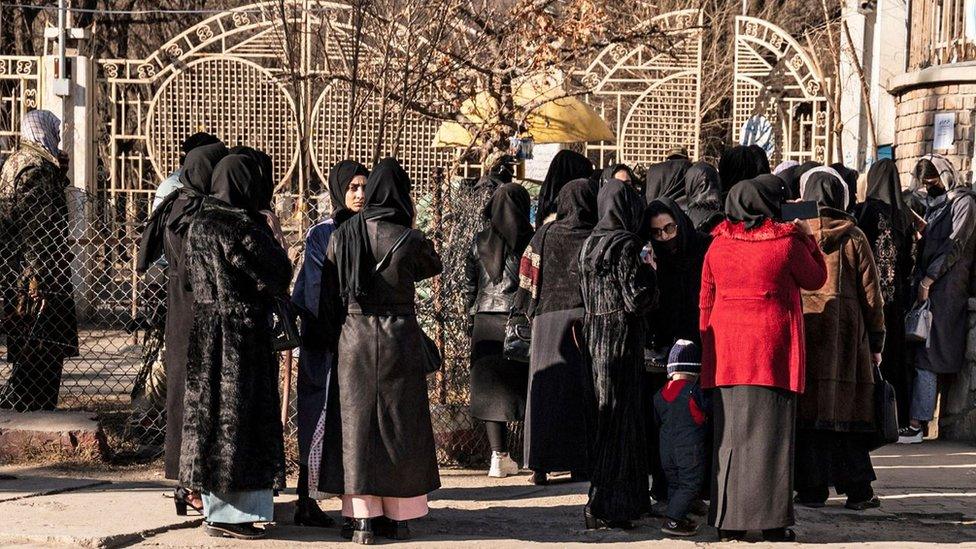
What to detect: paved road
<box><xmin>1</xmin><ymin>441</ymin><xmax>974</xmax><ymax>547</ymax></box>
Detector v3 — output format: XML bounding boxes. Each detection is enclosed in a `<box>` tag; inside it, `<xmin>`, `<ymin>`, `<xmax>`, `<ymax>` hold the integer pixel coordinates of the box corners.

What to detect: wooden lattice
<box><xmin>576</xmin><ymin>9</ymin><xmax>703</xmax><ymax>169</ymax></box>
<box><xmin>733</xmin><ymin>16</ymin><xmax>832</xmax><ymax>166</ymax></box>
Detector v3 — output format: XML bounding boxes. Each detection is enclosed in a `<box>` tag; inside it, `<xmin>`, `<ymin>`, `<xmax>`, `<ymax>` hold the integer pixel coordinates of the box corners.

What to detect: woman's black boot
<box><xmin>294</xmin><ymin>497</ymin><xmax>336</xmax><ymax>527</ymax></box>
<box><xmin>375</xmin><ymin>516</ymin><xmax>411</xmax><ymax>540</ymax></box>
<box><xmin>351</xmin><ymin>518</ymin><xmax>375</xmax><ymax>545</ymax></box>
<box><xmin>584</xmin><ymin>506</ymin><xmax>608</xmax><ymax>530</ymax></box>
<box><xmin>530</xmin><ymin>470</ymin><xmax>548</xmax><ymax>485</ymax></box>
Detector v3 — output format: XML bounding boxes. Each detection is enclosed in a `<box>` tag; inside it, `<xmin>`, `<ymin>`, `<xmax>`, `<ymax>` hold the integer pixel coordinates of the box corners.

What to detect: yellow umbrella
<box><xmin>432</xmin><ymin>75</ymin><xmax>615</xmax><ymax>147</ymax></box>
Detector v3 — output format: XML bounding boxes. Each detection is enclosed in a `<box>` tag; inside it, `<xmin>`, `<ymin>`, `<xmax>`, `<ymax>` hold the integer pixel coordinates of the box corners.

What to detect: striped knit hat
<box><xmin>667</xmin><ymin>339</ymin><xmax>701</xmax><ymax>377</ymax></box>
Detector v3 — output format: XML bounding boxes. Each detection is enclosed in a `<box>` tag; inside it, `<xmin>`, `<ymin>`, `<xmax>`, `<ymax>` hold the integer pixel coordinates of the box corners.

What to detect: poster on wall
<box><xmin>934</xmin><ymin>112</ymin><xmax>956</xmax><ymax>150</ymax></box>
<box><xmin>523</xmin><ymin>143</ymin><xmax>561</xmax><ymax>182</ymax></box>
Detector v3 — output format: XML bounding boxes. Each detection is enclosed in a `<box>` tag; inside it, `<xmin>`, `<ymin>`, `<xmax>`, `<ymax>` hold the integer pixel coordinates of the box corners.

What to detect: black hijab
<box><xmin>328</xmin><ymin>160</ymin><xmax>370</xmax><ymax>226</ymax></box>
<box><xmin>229</xmin><ymin>146</ymin><xmax>275</xmax><ymax>211</ymax></box>
<box><xmin>554</xmin><ymin>178</ymin><xmax>599</xmax><ymax>231</ymax></box>
<box><xmin>830</xmin><ymin>162</ymin><xmax>859</xmax><ymax>211</ymax></box>
<box><xmin>645</xmin><ymin>157</ymin><xmax>692</xmax><ymax>205</ymax></box>
<box><xmin>725</xmin><ymin>174</ymin><xmax>787</xmax><ymax>229</ymax></box>
<box><xmin>537</xmin><ymin>150</ymin><xmax>594</xmax><ymax>230</ymax></box>
<box><xmin>865</xmin><ymin>158</ymin><xmax>909</xmax><ymax>235</ymax></box>
<box><xmin>136</xmin><ymin>141</ymin><xmax>228</xmax><ymax>272</ymax></box>
<box><xmin>584</xmin><ymin>179</ymin><xmax>646</xmax><ymax>271</ymax></box>
<box><xmin>802</xmin><ymin>170</ymin><xmax>848</xmax><ymax>211</ymax></box>
<box><xmin>333</xmin><ymin>158</ymin><xmax>415</xmax><ymax>299</ymax></box>
<box><xmin>748</xmin><ymin>145</ymin><xmax>771</xmax><ymax>175</ymax></box>
<box><xmin>647</xmin><ymin>197</ymin><xmax>696</xmax><ymax>259</ymax></box>
<box><xmin>180</xmin><ymin>132</ymin><xmax>221</xmax><ymax>163</ymax></box>
<box><xmin>478</xmin><ymin>183</ymin><xmax>533</xmax><ymax>283</ymax></box>
<box><xmin>211</xmin><ymin>154</ymin><xmax>262</xmax><ymax>214</ymax></box>
<box><xmin>684</xmin><ymin>161</ymin><xmax>723</xmax><ymax>228</ymax></box>
<box><xmin>718</xmin><ymin>145</ymin><xmax>757</xmax><ymax>197</ymax></box>
<box><xmin>599</xmin><ymin>163</ymin><xmax>637</xmax><ymax>188</ymax></box>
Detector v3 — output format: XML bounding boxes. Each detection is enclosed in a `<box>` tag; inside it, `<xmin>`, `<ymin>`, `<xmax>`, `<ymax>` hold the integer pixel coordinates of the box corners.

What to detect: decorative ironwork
<box><xmin>575</xmin><ymin>9</ymin><xmax>704</xmax><ymax>170</ymax></box>
<box><xmin>0</xmin><ymin>56</ymin><xmax>41</xmax><ymax>163</ymax></box>
<box><xmin>733</xmin><ymin>16</ymin><xmax>832</xmax><ymax>165</ymax></box>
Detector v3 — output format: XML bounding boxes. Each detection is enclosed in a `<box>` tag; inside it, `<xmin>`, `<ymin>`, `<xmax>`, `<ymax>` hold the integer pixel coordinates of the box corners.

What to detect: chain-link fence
<box><xmin>0</xmin><ymin>158</ymin><xmax>504</xmax><ymax>467</ymax></box>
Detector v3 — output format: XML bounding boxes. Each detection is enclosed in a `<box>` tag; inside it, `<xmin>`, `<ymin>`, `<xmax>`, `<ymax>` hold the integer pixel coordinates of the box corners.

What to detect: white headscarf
<box><xmin>773</xmin><ymin>160</ymin><xmax>799</xmax><ymax>175</ymax></box>
<box><xmin>21</xmin><ymin>109</ymin><xmax>61</xmax><ymax>157</ymax></box>
<box><xmin>799</xmin><ymin>166</ymin><xmax>849</xmax><ymax>211</ymax></box>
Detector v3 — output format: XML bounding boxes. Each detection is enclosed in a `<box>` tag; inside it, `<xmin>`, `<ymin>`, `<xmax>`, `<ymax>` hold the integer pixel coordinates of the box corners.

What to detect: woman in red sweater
<box><xmin>700</xmin><ymin>175</ymin><xmax>827</xmax><ymax>542</ymax></box>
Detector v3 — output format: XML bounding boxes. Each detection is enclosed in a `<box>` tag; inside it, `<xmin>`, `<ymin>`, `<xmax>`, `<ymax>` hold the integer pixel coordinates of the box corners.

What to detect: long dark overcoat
<box><xmin>179</xmin><ymin>202</ymin><xmax>291</xmax><ymax>493</ymax></box>
<box><xmin>323</xmin><ymin>219</ymin><xmax>442</xmax><ymax>498</ymax></box>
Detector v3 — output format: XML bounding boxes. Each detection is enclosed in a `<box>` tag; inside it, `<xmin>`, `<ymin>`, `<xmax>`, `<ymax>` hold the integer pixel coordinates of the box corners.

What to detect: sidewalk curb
<box><xmin>0</xmin><ymin>517</ymin><xmax>204</xmax><ymax>548</ymax></box>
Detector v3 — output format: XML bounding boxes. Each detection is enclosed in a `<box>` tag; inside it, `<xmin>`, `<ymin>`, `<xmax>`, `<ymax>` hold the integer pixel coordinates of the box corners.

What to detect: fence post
<box><xmin>431</xmin><ymin>166</ymin><xmax>448</xmax><ymax>405</ymax></box>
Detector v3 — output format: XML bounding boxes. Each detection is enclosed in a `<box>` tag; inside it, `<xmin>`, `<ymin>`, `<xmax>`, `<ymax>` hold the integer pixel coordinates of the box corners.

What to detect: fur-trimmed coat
<box><xmin>179</xmin><ymin>201</ymin><xmax>292</xmax><ymax>493</ymax></box>
<box><xmin>799</xmin><ymin>209</ymin><xmax>885</xmax><ymax>432</ymax></box>
<box><xmin>700</xmin><ymin>220</ymin><xmax>827</xmax><ymax>393</ymax></box>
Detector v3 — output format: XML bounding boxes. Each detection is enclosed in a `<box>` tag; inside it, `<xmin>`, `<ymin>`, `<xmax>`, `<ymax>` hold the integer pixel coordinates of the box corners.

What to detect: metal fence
<box><xmin>0</xmin><ymin>163</ymin><xmax>507</xmax><ymax>466</ymax></box>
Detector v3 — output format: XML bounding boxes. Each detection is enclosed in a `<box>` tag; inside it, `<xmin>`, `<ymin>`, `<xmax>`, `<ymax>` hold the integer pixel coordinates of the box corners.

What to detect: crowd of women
<box><xmin>124</xmin><ymin>125</ymin><xmax>976</xmax><ymax>543</ymax></box>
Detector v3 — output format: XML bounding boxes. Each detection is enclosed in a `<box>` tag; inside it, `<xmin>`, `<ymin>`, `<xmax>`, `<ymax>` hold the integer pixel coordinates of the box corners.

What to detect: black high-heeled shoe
<box><xmin>351</xmin><ymin>518</ymin><xmax>375</xmax><ymax>545</ymax></box>
<box><xmin>294</xmin><ymin>497</ymin><xmax>336</xmax><ymax>527</ymax></box>
<box><xmin>174</xmin><ymin>487</ymin><xmax>203</xmax><ymax>516</ymax></box>
<box><xmin>584</xmin><ymin>507</ymin><xmax>609</xmax><ymax>530</ymax></box>
<box><xmin>530</xmin><ymin>470</ymin><xmax>548</xmax><ymax>485</ymax></box>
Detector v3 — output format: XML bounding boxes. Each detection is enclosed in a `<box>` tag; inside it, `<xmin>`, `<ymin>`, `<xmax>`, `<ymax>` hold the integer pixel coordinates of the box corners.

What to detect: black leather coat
<box><xmin>464</xmin><ymin>234</ymin><xmax>520</xmax><ymax>315</ymax></box>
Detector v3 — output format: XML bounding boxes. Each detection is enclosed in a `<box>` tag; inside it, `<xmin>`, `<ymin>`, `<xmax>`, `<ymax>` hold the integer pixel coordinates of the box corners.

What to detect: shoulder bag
<box><xmin>868</xmin><ymin>365</ymin><xmax>900</xmax><ymax>451</ymax></box>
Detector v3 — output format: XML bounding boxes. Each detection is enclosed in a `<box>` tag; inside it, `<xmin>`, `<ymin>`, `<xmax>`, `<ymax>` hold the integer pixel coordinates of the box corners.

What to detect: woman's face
<box><xmin>650</xmin><ymin>212</ymin><xmax>678</xmax><ymax>244</ymax></box>
<box><xmin>613</xmin><ymin>169</ymin><xmax>632</xmax><ymax>186</ymax></box>
<box><xmin>345</xmin><ymin>175</ymin><xmax>367</xmax><ymax>212</ymax></box>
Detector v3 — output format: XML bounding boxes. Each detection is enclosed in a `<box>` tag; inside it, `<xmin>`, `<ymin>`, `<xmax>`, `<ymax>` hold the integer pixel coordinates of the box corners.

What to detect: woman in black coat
<box><xmin>642</xmin><ymin>197</ymin><xmax>712</xmax><ymax>507</ymax></box>
<box><xmin>517</xmin><ymin>178</ymin><xmax>599</xmax><ymax>485</ymax></box>
<box><xmin>326</xmin><ymin>158</ymin><xmax>442</xmax><ymax>544</ymax></box>
<box><xmin>580</xmin><ymin>179</ymin><xmax>657</xmax><ymax>529</ymax></box>
<box><xmin>135</xmin><ymin>141</ymin><xmax>228</xmax><ymax>512</ymax></box>
<box><xmin>536</xmin><ymin>150</ymin><xmax>594</xmax><ymax>230</ymax></box>
<box><xmin>683</xmin><ymin>162</ymin><xmax>724</xmax><ymax>233</ymax></box>
<box><xmin>853</xmin><ymin>159</ymin><xmax>915</xmax><ymax>426</ymax></box>
<box><xmin>180</xmin><ymin>154</ymin><xmax>292</xmax><ymax>540</ymax></box>
<box><xmin>465</xmin><ymin>183</ymin><xmax>533</xmax><ymax>478</ymax></box>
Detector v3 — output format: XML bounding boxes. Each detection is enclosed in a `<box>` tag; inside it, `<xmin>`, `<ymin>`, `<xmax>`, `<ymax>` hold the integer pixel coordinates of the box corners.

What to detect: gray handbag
<box><xmin>905</xmin><ymin>300</ymin><xmax>932</xmax><ymax>344</ymax></box>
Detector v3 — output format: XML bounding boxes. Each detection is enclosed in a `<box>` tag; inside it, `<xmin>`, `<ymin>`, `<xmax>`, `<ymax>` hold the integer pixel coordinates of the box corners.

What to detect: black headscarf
<box><xmin>725</xmin><ymin>174</ymin><xmax>787</xmax><ymax>230</ymax></box>
<box><xmin>136</xmin><ymin>141</ymin><xmax>228</xmax><ymax>272</ymax></box>
<box><xmin>865</xmin><ymin>158</ymin><xmax>909</xmax><ymax>236</ymax></box>
<box><xmin>584</xmin><ymin>179</ymin><xmax>646</xmax><ymax>271</ymax></box>
<box><xmin>478</xmin><ymin>183</ymin><xmax>533</xmax><ymax>283</ymax></box>
<box><xmin>211</xmin><ymin>154</ymin><xmax>262</xmax><ymax>214</ymax></box>
<box><xmin>802</xmin><ymin>170</ymin><xmax>848</xmax><ymax>211</ymax></box>
<box><xmin>747</xmin><ymin>145</ymin><xmax>771</xmax><ymax>175</ymax></box>
<box><xmin>599</xmin><ymin>163</ymin><xmax>637</xmax><ymax>188</ymax></box>
<box><xmin>328</xmin><ymin>160</ymin><xmax>370</xmax><ymax>226</ymax></box>
<box><xmin>180</xmin><ymin>132</ymin><xmax>221</xmax><ymax>163</ymax></box>
<box><xmin>684</xmin><ymin>161</ymin><xmax>723</xmax><ymax>229</ymax></box>
<box><xmin>718</xmin><ymin>145</ymin><xmax>758</xmax><ymax>197</ymax></box>
<box><xmin>645</xmin><ymin>157</ymin><xmax>692</xmax><ymax>205</ymax></box>
<box><xmin>333</xmin><ymin>158</ymin><xmax>415</xmax><ymax>300</ymax></box>
<box><xmin>229</xmin><ymin>146</ymin><xmax>275</xmax><ymax>211</ymax></box>
<box><xmin>536</xmin><ymin>150</ymin><xmax>593</xmax><ymax>230</ymax></box>
<box><xmin>830</xmin><ymin>162</ymin><xmax>859</xmax><ymax>211</ymax></box>
<box><xmin>647</xmin><ymin>197</ymin><xmax>696</xmax><ymax>259</ymax></box>
<box><xmin>776</xmin><ymin>161</ymin><xmax>812</xmax><ymax>200</ymax></box>
<box><xmin>554</xmin><ymin>178</ymin><xmax>599</xmax><ymax>230</ymax></box>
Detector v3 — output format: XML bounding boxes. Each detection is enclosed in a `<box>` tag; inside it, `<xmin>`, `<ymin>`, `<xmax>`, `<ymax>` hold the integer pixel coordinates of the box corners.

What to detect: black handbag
<box><xmin>271</xmin><ymin>297</ymin><xmax>301</xmax><ymax>352</ymax></box>
<box><xmin>422</xmin><ymin>330</ymin><xmax>442</xmax><ymax>375</ymax></box>
<box><xmin>503</xmin><ymin>313</ymin><xmax>531</xmax><ymax>363</ymax></box>
<box><xmin>868</xmin><ymin>365</ymin><xmax>899</xmax><ymax>451</ymax></box>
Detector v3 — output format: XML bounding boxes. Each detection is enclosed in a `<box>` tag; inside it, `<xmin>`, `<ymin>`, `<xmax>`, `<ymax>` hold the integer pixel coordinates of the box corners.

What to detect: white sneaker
<box><xmin>897</xmin><ymin>426</ymin><xmax>924</xmax><ymax>444</ymax></box>
<box><xmin>488</xmin><ymin>452</ymin><xmax>520</xmax><ymax>478</ymax></box>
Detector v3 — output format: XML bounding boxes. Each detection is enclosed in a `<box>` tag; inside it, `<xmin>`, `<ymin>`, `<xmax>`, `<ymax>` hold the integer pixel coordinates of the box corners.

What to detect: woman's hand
<box><xmin>793</xmin><ymin>218</ymin><xmax>814</xmax><ymax>237</ymax></box>
<box><xmin>871</xmin><ymin>353</ymin><xmax>882</xmax><ymax>366</ymax></box>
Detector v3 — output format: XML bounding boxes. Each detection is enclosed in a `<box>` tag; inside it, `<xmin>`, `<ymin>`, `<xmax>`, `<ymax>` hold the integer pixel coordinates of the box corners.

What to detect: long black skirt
<box><xmin>710</xmin><ymin>385</ymin><xmax>796</xmax><ymax>531</ymax></box>
<box><xmin>470</xmin><ymin>312</ymin><xmax>528</xmax><ymax>422</ymax></box>
<box><xmin>523</xmin><ymin>307</ymin><xmax>590</xmax><ymax>473</ymax></box>
<box><xmin>795</xmin><ymin>429</ymin><xmax>876</xmax><ymax>498</ymax></box>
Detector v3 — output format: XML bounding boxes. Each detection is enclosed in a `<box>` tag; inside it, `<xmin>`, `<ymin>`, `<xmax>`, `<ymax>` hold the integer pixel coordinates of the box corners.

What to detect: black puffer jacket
<box><xmin>464</xmin><ymin>234</ymin><xmax>520</xmax><ymax>315</ymax></box>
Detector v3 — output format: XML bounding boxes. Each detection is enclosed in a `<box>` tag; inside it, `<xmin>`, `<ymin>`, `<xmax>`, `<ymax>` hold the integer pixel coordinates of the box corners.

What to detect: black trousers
<box><xmin>795</xmin><ymin>429</ymin><xmax>876</xmax><ymax>502</ymax></box>
<box><xmin>662</xmin><ymin>441</ymin><xmax>706</xmax><ymax>521</ymax></box>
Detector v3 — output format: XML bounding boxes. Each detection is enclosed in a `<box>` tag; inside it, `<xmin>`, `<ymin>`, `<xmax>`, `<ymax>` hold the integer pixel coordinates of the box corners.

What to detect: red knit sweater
<box><xmin>699</xmin><ymin>220</ymin><xmax>827</xmax><ymax>393</ymax></box>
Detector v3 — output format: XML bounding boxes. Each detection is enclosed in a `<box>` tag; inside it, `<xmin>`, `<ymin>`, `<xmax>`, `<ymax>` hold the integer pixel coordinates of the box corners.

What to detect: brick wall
<box><xmin>894</xmin><ymin>83</ymin><xmax>976</xmax><ymax>185</ymax></box>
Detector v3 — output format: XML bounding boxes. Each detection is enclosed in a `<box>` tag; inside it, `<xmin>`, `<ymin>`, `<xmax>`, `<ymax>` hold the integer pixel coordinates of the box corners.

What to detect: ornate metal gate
<box><xmin>733</xmin><ymin>16</ymin><xmax>832</xmax><ymax>165</ymax></box>
<box><xmin>0</xmin><ymin>56</ymin><xmax>41</xmax><ymax>162</ymax></box>
<box><xmin>577</xmin><ymin>9</ymin><xmax>703</xmax><ymax>169</ymax></box>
